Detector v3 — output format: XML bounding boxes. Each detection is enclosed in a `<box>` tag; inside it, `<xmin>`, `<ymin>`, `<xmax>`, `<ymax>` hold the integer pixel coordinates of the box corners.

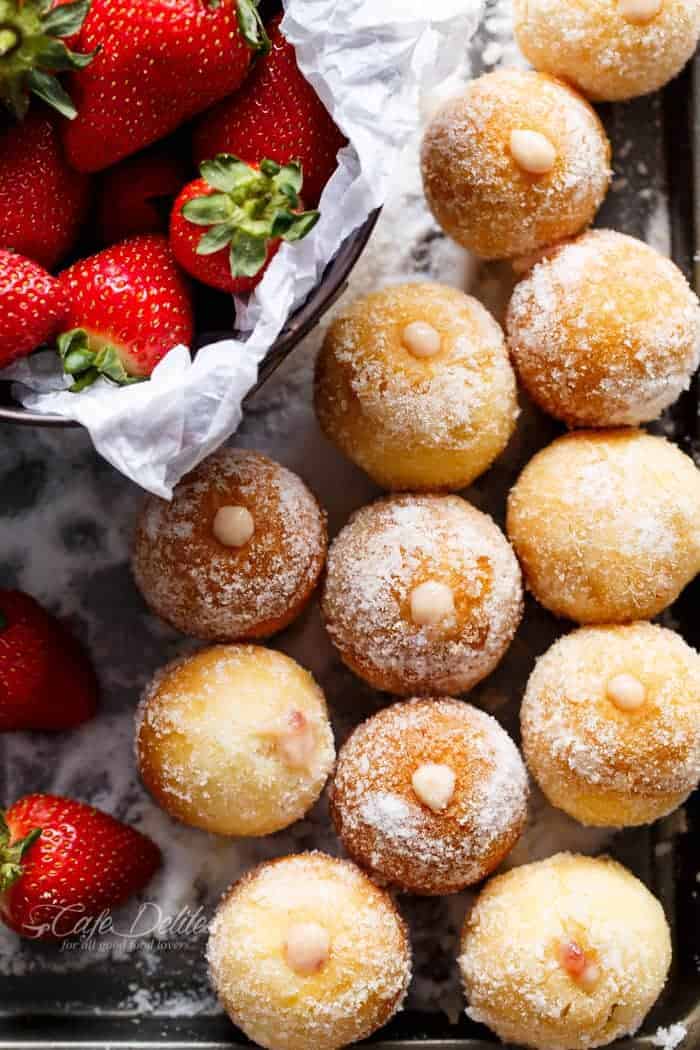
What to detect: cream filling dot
<box><xmin>284</xmin><ymin>921</ymin><xmax>331</xmax><ymax>976</ymax></box>
<box><xmin>618</xmin><ymin>0</ymin><xmax>662</xmax><ymax>24</ymax></box>
<box><xmin>509</xmin><ymin>129</ymin><xmax>557</xmax><ymax>175</ymax></box>
<box><xmin>212</xmin><ymin>505</ymin><xmax>255</xmax><ymax>547</ymax></box>
<box><xmin>409</xmin><ymin>580</ymin><xmax>455</xmax><ymax>626</ymax></box>
<box><xmin>411</xmin><ymin>762</ymin><xmax>456</xmax><ymax>812</ymax></box>
<box><xmin>401</xmin><ymin>320</ymin><xmax>442</xmax><ymax>358</ymax></box>
<box><xmin>606</xmin><ymin>673</ymin><xmax>646</xmax><ymax>711</ymax></box>
<box><xmin>276</xmin><ymin>709</ymin><xmax>316</xmax><ymax>769</ymax></box>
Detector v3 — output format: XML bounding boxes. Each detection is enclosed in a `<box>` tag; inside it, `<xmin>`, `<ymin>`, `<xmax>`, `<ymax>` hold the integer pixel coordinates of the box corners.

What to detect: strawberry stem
<box><xmin>0</xmin><ymin>0</ymin><xmax>94</xmax><ymax>120</ymax></box>
<box><xmin>182</xmin><ymin>154</ymin><xmax>319</xmax><ymax>281</ymax></box>
<box><xmin>57</xmin><ymin>329</ymin><xmax>145</xmax><ymax>391</ymax></box>
<box><xmin>0</xmin><ymin>810</ymin><xmax>41</xmax><ymax>893</ymax></box>
<box><xmin>0</xmin><ymin>26</ymin><xmax>20</xmax><ymax>57</ymax></box>
<box><xmin>235</xmin><ymin>0</ymin><xmax>269</xmax><ymax>54</ymax></box>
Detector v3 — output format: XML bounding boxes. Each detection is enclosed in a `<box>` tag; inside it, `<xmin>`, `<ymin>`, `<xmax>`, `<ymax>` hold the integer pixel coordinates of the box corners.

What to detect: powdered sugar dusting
<box><xmin>331</xmin><ymin>698</ymin><xmax>528</xmax><ymax>894</ymax></box>
<box><xmin>207</xmin><ymin>852</ymin><xmax>411</xmax><ymax>1049</ymax></box>
<box><xmin>522</xmin><ymin>623</ymin><xmax>700</xmax><ymax>826</ymax></box>
<box><xmin>508</xmin><ymin>230</ymin><xmax>700</xmax><ymax>426</ymax></box>
<box><xmin>132</xmin><ymin>448</ymin><xmax>327</xmax><ymax>641</ymax></box>
<box><xmin>323</xmin><ymin>494</ymin><xmax>523</xmax><ymax>695</ymax></box>
<box><xmin>422</xmin><ymin>68</ymin><xmax>611</xmax><ymax>259</ymax></box>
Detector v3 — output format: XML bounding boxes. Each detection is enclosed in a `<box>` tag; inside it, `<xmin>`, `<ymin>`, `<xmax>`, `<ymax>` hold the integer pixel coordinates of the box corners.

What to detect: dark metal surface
<box><xmin>0</xmin><ymin>210</ymin><xmax>380</xmax><ymax>428</ymax></box>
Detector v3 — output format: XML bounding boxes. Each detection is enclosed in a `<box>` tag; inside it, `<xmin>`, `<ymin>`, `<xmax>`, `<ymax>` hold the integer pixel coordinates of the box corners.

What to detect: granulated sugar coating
<box><xmin>208</xmin><ymin>852</ymin><xmax>411</xmax><ymax>1050</ymax></box>
<box><xmin>136</xmin><ymin>645</ymin><xmax>336</xmax><ymax>837</ymax></box>
<box><xmin>507</xmin><ymin>430</ymin><xmax>700</xmax><ymax>624</ymax></box>
<box><xmin>521</xmin><ymin>623</ymin><xmax>700</xmax><ymax>827</ymax></box>
<box><xmin>322</xmin><ymin>494</ymin><xmax>523</xmax><ymax>695</ymax></box>
<box><xmin>513</xmin><ymin>0</ymin><xmax>700</xmax><ymax>102</ymax></box>
<box><xmin>331</xmin><ymin>698</ymin><xmax>528</xmax><ymax>894</ymax></box>
<box><xmin>315</xmin><ymin>282</ymin><xmax>519</xmax><ymax>491</ymax></box>
<box><xmin>507</xmin><ymin>230</ymin><xmax>700</xmax><ymax>427</ymax></box>
<box><xmin>421</xmin><ymin>69</ymin><xmax>611</xmax><ymax>259</ymax></box>
<box><xmin>459</xmin><ymin>853</ymin><xmax>672</xmax><ymax>1050</ymax></box>
<box><xmin>132</xmin><ymin>449</ymin><xmax>327</xmax><ymax>642</ymax></box>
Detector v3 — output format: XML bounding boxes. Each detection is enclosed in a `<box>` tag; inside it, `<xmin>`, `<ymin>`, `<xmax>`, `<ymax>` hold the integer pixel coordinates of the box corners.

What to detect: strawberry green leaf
<box><xmin>201</xmin><ymin>155</ymin><xmax>257</xmax><ymax>194</ymax></box>
<box><xmin>183</xmin><ymin>154</ymin><xmax>320</xmax><ymax>282</ymax></box>
<box><xmin>230</xmin><ymin>230</ymin><xmax>267</xmax><ymax>278</ymax></box>
<box><xmin>182</xmin><ymin>192</ymin><xmax>233</xmax><ymax>226</ymax></box>
<box><xmin>33</xmin><ymin>37</ymin><xmax>96</xmax><ymax>72</ymax></box>
<box><xmin>26</xmin><ymin>68</ymin><xmax>77</xmax><ymax>118</ymax></box>
<box><xmin>235</xmin><ymin>0</ymin><xmax>270</xmax><ymax>54</ymax></box>
<box><xmin>275</xmin><ymin>162</ymin><xmax>303</xmax><ymax>198</ymax></box>
<box><xmin>0</xmin><ymin>0</ymin><xmax>93</xmax><ymax>119</ymax></box>
<box><xmin>41</xmin><ymin>0</ymin><xmax>91</xmax><ymax>38</ymax></box>
<box><xmin>196</xmin><ymin>222</ymin><xmax>237</xmax><ymax>256</ymax></box>
<box><xmin>281</xmin><ymin>210</ymin><xmax>320</xmax><ymax>242</ymax></box>
<box><xmin>94</xmin><ymin>345</ymin><xmax>143</xmax><ymax>385</ymax></box>
<box><xmin>0</xmin><ymin>816</ymin><xmax>41</xmax><ymax>892</ymax></box>
<box><xmin>69</xmin><ymin>369</ymin><xmax>99</xmax><ymax>392</ymax></box>
<box><xmin>259</xmin><ymin>158</ymin><xmax>281</xmax><ymax>178</ymax></box>
<box><xmin>57</xmin><ymin>329</ymin><xmax>143</xmax><ymax>390</ymax></box>
<box><xmin>58</xmin><ymin>328</ymin><xmax>90</xmax><ymax>364</ymax></box>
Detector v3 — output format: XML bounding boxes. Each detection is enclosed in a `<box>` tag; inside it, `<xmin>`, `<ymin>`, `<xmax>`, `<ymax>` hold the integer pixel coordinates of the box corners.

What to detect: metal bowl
<box><xmin>0</xmin><ymin>209</ymin><xmax>380</xmax><ymax>427</ymax></box>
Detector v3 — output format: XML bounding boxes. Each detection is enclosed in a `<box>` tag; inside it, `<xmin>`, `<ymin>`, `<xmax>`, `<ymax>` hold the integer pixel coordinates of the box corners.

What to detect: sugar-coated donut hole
<box><xmin>514</xmin><ymin>0</ymin><xmax>700</xmax><ymax>101</ymax></box>
<box><xmin>521</xmin><ymin>622</ymin><xmax>700</xmax><ymax>827</ymax></box>
<box><xmin>314</xmin><ymin>282</ymin><xmax>518</xmax><ymax>492</ymax></box>
<box><xmin>507</xmin><ymin>231</ymin><xmax>700</xmax><ymax>428</ymax></box>
<box><xmin>136</xmin><ymin>645</ymin><xmax>335</xmax><ymax>837</ymax></box>
<box><xmin>322</xmin><ymin>494</ymin><xmax>523</xmax><ymax>696</ymax></box>
<box><xmin>330</xmin><ymin>698</ymin><xmax>529</xmax><ymax>895</ymax></box>
<box><xmin>421</xmin><ymin>69</ymin><xmax>611</xmax><ymax>259</ymax></box>
<box><xmin>507</xmin><ymin>430</ymin><xmax>700</xmax><ymax>624</ymax></box>
<box><xmin>459</xmin><ymin>853</ymin><xmax>672</xmax><ymax>1050</ymax></box>
<box><xmin>132</xmin><ymin>448</ymin><xmax>327</xmax><ymax>641</ymax></box>
<box><xmin>208</xmin><ymin>853</ymin><xmax>411</xmax><ymax>1050</ymax></box>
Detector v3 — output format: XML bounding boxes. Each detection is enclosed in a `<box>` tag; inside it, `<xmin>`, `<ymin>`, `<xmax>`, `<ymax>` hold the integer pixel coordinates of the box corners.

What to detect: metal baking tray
<box><xmin>0</xmin><ymin>29</ymin><xmax>699</xmax><ymax>1050</ymax></box>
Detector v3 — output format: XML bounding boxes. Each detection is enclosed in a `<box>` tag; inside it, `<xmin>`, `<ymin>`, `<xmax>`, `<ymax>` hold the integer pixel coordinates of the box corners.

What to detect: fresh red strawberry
<box><xmin>0</xmin><ymin>0</ymin><xmax>96</xmax><ymax>120</ymax></box>
<box><xmin>96</xmin><ymin>145</ymin><xmax>190</xmax><ymax>247</ymax></box>
<box><xmin>56</xmin><ymin>234</ymin><xmax>193</xmax><ymax>387</ymax></box>
<box><xmin>170</xmin><ymin>154</ymin><xmax>318</xmax><ymax>294</ymax></box>
<box><xmin>0</xmin><ymin>794</ymin><xmax>161</xmax><ymax>939</ymax></box>
<box><xmin>0</xmin><ymin>110</ymin><xmax>91</xmax><ymax>270</ymax></box>
<box><xmin>0</xmin><ymin>253</ymin><xmax>69</xmax><ymax>368</ymax></box>
<box><xmin>193</xmin><ymin>14</ymin><xmax>346</xmax><ymax>207</ymax></box>
<box><xmin>0</xmin><ymin>590</ymin><xmax>96</xmax><ymax>730</ymax></box>
<box><xmin>61</xmin><ymin>0</ymin><xmax>269</xmax><ymax>173</ymax></box>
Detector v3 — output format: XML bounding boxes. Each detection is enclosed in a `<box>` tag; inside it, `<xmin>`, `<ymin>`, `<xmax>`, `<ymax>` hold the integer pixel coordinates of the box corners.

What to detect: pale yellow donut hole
<box><xmin>522</xmin><ymin>623</ymin><xmax>700</xmax><ymax>826</ymax></box>
<box><xmin>421</xmin><ymin>70</ymin><xmax>611</xmax><ymax>260</ymax></box>
<box><xmin>506</xmin><ymin>430</ymin><xmax>700</xmax><ymax>623</ymax></box>
<box><xmin>136</xmin><ymin>645</ymin><xmax>335</xmax><ymax>837</ymax></box>
<box><xmin>514</xmin><ymin>0</ymin><xmax>700</xmax><ymax>102</ymax></box>
<box><xmin>459</xmin><ymin>852</ymin><xmax>672</xmax><ymax>1050</ymax></box>
<box><xmin>208</xmin><ymin>852</ymin><xmax>411</xmax><ymax>1050</ymax></box>
<box><xmin>507</xmin><ymin>230</ymin><xmax>700</xmax><ymax>428</ymax></box>
<box><xmin>314</xmin><ymin>282</ymin><xmax>518</xmax><ymax>492</ymax></box>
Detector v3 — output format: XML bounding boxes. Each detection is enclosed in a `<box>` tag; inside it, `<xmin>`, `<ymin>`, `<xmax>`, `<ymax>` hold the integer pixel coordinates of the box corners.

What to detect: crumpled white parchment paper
<box><xmin>4</xmin><ymin>0</ymin><xmax>482</xmax><ymax>496</ymax></box>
